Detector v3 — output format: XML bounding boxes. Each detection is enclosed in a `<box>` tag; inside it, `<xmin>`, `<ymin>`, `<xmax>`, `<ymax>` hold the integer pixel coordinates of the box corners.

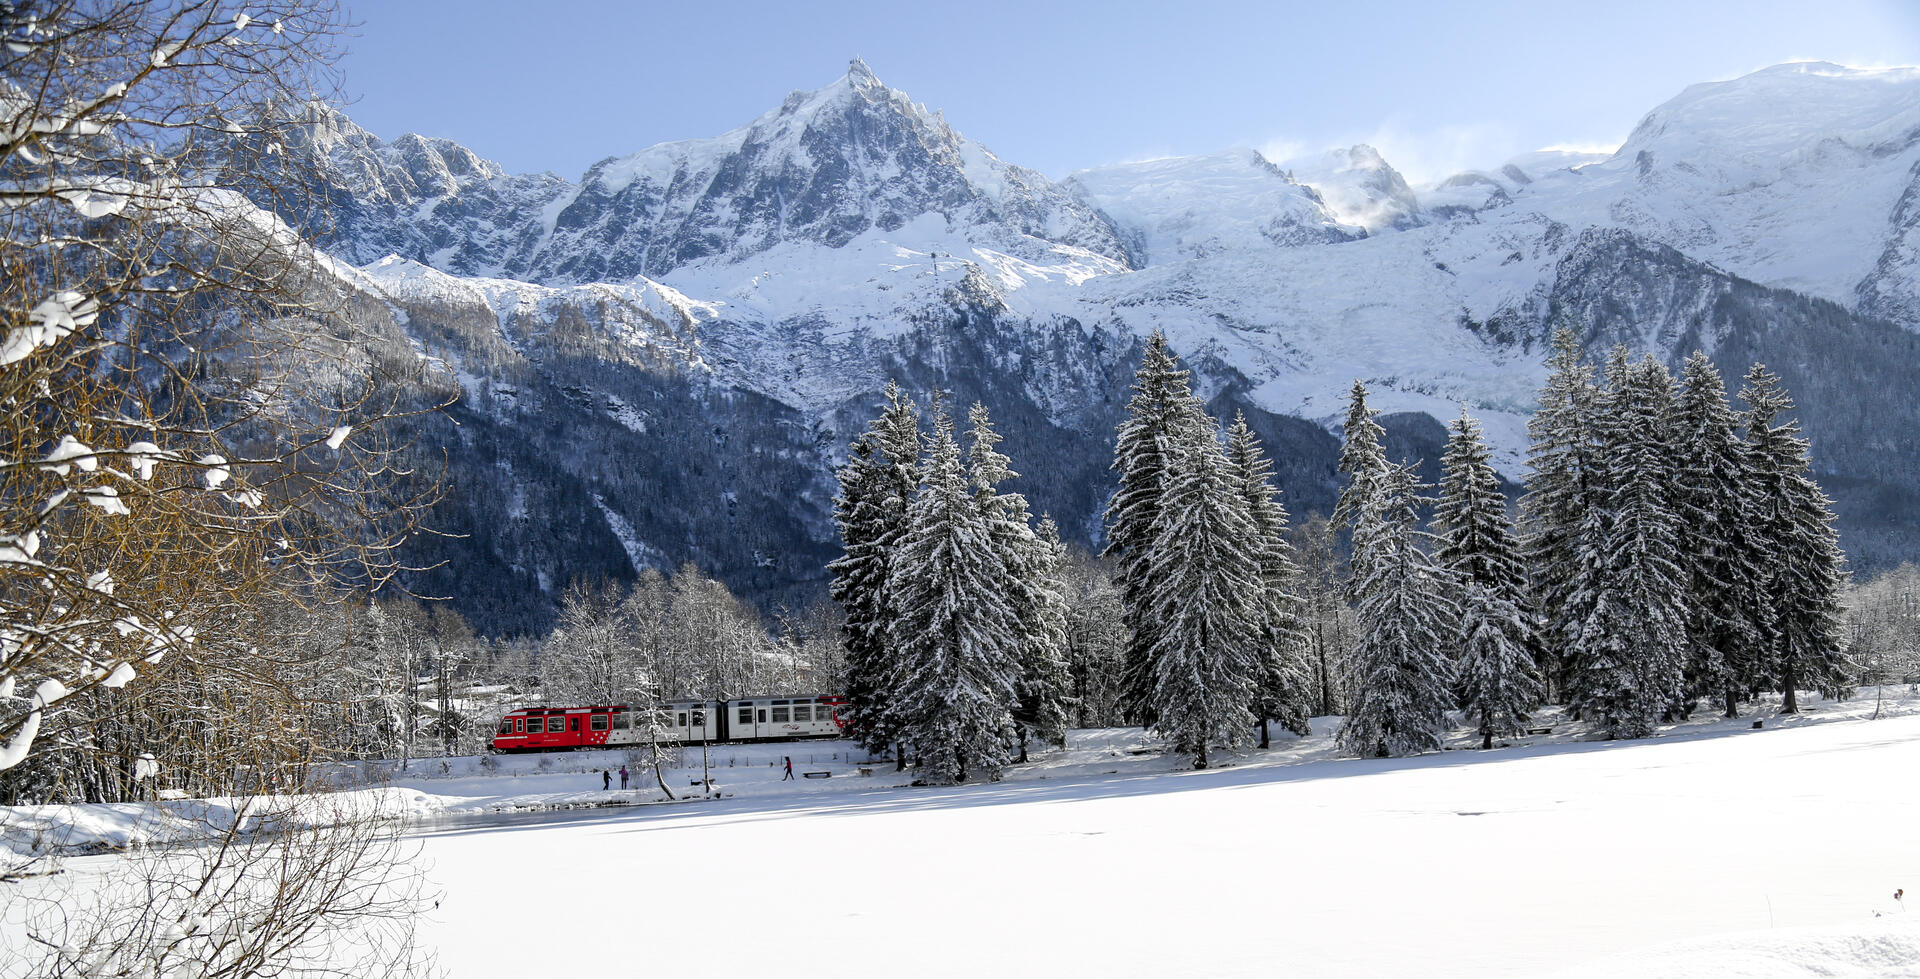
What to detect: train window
<box><xmin>534</xmin><ymin>717</ymin><xmax>550</xmax><ymax>733</ymax></box>
<box><xmin>498</xmin><ymin>720</ymin><xmax>513</xmax><ymax>735</ymax></box>
<box><xmin>771</xmin><ymin>707</ymin><xmax>789</xmax><ymax>723</ymax></box>
<box><xmin>691</xmin><ymin>710</ymin><xmax>705</xmax><ymax>727</ymax></box>
<box><xmin>677</xmin><ymin>712</ymin><xmax>688</xmax><ymax>727</ymax></box>
<box><xmin>613</xmin><ymin>712</ymin><xmax>630</xmax><ymax>730</ymax></box>
<box><xmin>757</xmin><ymin>710</ymin><xmax>766</xmax><ymax>723</ymax></box>
<box><xmin>591</xmin><ymin>714</ymin><xmax>609</xmax><ymax>732</ymax></box>
<box><xmin>738</xmin><ymin>707</ymin><xmax>752</xmax><ymax>726</ymax></box>
<box><xmin>569</xmin><ymin>717</ymin><xmax>580</xmax><ymax>732</ymax></box>
<box><xmin>793</xmin><ymin>705</ymin><xmax>811</xmax><ymax>722</ymax></box>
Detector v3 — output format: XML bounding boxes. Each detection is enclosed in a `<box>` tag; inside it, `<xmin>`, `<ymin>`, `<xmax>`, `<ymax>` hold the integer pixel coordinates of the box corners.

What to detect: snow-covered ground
<box><xmin>7</xmin><ymin>691</ymin><xmax>1920</xmax><ymax>976</ymax></box>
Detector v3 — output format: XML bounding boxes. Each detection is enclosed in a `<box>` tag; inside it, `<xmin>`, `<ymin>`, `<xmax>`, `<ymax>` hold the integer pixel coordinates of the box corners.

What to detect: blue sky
<box><xmin>336</xmin><ymin>0</ymin><xmax>1920</xmax><ymax>183</ymax></box>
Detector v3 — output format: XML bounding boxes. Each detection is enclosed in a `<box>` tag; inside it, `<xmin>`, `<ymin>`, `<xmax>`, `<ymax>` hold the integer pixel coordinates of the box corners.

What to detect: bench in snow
<box><xmin>803</xmin><ymin>771</ymin><xmax>831</xmax><ymax>779</ymax></box>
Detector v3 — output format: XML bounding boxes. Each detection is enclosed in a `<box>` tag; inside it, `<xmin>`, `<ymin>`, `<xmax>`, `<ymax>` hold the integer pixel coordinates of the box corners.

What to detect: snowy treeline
<box><xmin>830</xmin><ymin>386</ymin><xmax>1074</xmax><ymax>783</ymax></box>
<box><xmin>831</xmin><ymin>330</ymin><xmax>1853</xmax><ymax>772</ymax></box>
<box><xmin>1845</xmin><ymin>563</ymin><xmax>1920</xmax><ymax>690</ymax></box>
<box><xmin>1330</xmin><ymin>329</ymin><xmax>1850</xmax><ymax>754</ymax></box>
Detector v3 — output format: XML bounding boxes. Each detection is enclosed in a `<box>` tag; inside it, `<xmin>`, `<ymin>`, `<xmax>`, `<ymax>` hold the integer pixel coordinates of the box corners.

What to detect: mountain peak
<box><xmin>846</xmin><ymin>56</ymin><xmax>881</xmax><ymax>89</ymax></box>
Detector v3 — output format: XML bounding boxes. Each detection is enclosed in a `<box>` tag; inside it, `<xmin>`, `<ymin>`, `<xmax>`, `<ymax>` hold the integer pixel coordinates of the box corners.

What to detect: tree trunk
<box><xmin>1782</xmin><ymin>662</ymin><xmax>1800</xmax><ymax>714</ymax></box>
<box><xmin>1194</xmin><ymin>742</ymin><xmax>1208</xmax><ymax>770</ymax></box>
<box><xmin>1723</xmin><ymin>686</ymin><xmax>1738</xmax><ymax>719</ymax></box>
<box><xmin>1258</xmin><ymin>716</ymin><xmax>1270</xmax><ymax>750</ymax></box>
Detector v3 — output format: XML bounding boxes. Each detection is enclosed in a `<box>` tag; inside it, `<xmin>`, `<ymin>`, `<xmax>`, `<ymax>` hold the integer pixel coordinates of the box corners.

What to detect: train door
<box><xmin>732</xmin><ymin>701</ymin><xmax>758</xmax><ymax>741</ymax></box>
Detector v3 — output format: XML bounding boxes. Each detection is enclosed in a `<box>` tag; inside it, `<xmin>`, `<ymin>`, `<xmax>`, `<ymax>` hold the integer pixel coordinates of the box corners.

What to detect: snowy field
<box><xmin>8</xmin><ymin>692</ymin><xmax>1920</xmax><ymax>976</ymax></box>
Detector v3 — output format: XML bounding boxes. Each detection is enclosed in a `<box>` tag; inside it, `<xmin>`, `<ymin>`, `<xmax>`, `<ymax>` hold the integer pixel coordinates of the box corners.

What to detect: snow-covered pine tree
<box><xmin>966</xmin><ymin>403</ymin><xmax>1072</xmax><ymax>761</ymax></box>
<box><xmin>1105</xmin><ymin>330</ymin><xmax>1207</xmax><ymax>726</ymax></box>
<box><xmin>1521</xmin><ymin>327</ymin><xmax>1599</xmax><ymax>702</ymax></box>
<box><xmin>1672</xmin><ymin>352</ymin><xmax>1772</xmax><ymax>717</ymax></box>
<box><xmin>1565</xmin><ymin>354</ymin><xmax>1690</xmax><ymax>738</ymax></box>
<box><xmin>887</xmin><ymin>404</ymin><xmax>1022</xmax><ymax>784</ymax></box>
<box><xmin>1143</xmin><ymin>411</ymin><xmax>1263</xmax><ymax>769</ymax></box>
<box><xmin>1225</xmin><ymin>411</ymin><xmax>1314</xmax><ymax>745</ymax></box>
<box><xmin>1338</xmin><ymin>463</ymin><xmax>1459</xmax><ymax>758</ymax></box>
<box><xmin>1334</xmin><ymin>380</ymin><xmax>1388</xmax><ymax>550</ymax></box>
<box><xmin>827</xmin><ymin>381</ymin><xmax>920</xmax><ymax>757</ymax></box>
<box><xmin>1436</xmin><ymin>408</ymin><xmax>1542</xmax><ymax>749</ymax></box>
<box><xmin>1015</xmin><ymin>516</ymin><xmax>1077</xmax><ymax>758</ymax></box>
<box><xmin>1739</xmin><ymin>366</ymin><xmax>1852</xmax><ymax>712</ymax></box>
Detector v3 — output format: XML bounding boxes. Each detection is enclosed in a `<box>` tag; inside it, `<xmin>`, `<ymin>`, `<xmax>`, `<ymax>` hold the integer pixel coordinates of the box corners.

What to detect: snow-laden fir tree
<box><xmin>1672</xmin><ymin>352</ymin><xmax>1773</xmax><ymax>717</ymax></box>
<box><xmin>1105</xmin><ymin>330</ymin><xmax>1208</xmax><ymax>725</ymax></box>
<box><xmin>887</xmin><ymin>404</ymin><xmax>1022</xmax><ymax>784</ymax></box>
<box><xmin>1565</xmin><ymin>353</ymin><xmax>1690</xmax><ymax>738</ymax></box>
<box><xmin>1739</xmin><ymin>366</ymin><xmax>1852</xmax><ymax>712</ymax></box>
<box><xmin>1143</xmin><ymin>412</ymin><xmax>1263</xmax><ymax>768</ymax></box>
<box><xmin>1435</xmin><ymin>408</ymin><xmax>1542</xmax><ymax>749</ymax></box>
<box><xmin>1521</xmin><ymin>327</ymin><xmax>1599</xmax><ymax>701</ymax></box>
<box><xmin>828</xmin><ymin>381</ymin><xmax>920</xmax><ymax>758</ymax></box>
<box><xmin>1338</xmin><ymin>463</ymin><xmax>1459</xmax><ymax>758</ymax></box>
<box><xmin>966</xmin><ymin>402</ymin><xmax>1073</xmax><ymax>761</ymax></box>
<box><xmin>1224</xmin><ymin>411</ymin><xmax>1314</xmax><ymax>745</ymax></box>
<box><xmin>1334</xmin><ymin>380</ymin><xmax>1388</xmax><ymax>552</ymax></box>
<box><xmin>1014</xmin><ymin>516</ymin><xmax>1077</xmax><ymax>759</ymax></box>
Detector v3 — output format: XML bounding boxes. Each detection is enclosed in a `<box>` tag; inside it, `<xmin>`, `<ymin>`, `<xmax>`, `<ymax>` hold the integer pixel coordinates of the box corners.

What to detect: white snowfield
<box><xmin>15</xmin><ymin>693</ymin><xmax>1920</xmax><ymax>976</ymax></box>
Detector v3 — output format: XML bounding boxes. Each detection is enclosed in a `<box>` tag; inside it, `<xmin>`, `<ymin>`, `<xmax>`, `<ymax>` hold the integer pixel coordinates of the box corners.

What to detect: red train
<box><xmin>491</xmin><ymin>694</ymin><xmax>849</xmax><ymax>753</ymax></box>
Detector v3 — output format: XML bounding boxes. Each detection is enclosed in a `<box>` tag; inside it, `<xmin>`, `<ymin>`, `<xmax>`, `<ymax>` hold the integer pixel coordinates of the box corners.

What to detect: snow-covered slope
<box><xmin>1063</xmin><ymin>149</ymin><xmax>1361</xmax><ymax>264</ymax></box>
<box><xmin>1512</xmin><ymin>63</ymin><xmax>1920</xmax><ymax>313</ymax></box>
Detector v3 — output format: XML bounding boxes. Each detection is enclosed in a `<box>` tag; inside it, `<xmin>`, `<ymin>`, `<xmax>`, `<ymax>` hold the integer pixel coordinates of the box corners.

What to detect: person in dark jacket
<box><xmin>619</xmin><ymin>765</ymin><xmax>629</xmax><ymax>789</ymax></box>
<box><xmin>602</xmin><ymin>769</ymin><xmax>611</xmax><ymax>790</ymax></box>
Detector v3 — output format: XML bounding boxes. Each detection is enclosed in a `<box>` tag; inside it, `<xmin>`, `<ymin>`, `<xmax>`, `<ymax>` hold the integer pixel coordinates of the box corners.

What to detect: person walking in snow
<box><xmin>602</xmin><ymin>769</ymin><xmax>611</xmax><ymax>791</ymax></box>
<box><xmin>619</xmin><ymin>765</ymin><xmax>629</xmax><ymax>789</ymax></box>
<box><xmin>782</xmin><ymin>756</ymin><xmax>794</xmax><ymax>781</ymax></box>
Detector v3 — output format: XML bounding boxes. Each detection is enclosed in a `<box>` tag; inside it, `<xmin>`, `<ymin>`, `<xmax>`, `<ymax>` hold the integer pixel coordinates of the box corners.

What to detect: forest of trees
<box><xmin>832</xmin><ymin>328</ymin><xmax>1869</xmax><ymax>772</ymax></box>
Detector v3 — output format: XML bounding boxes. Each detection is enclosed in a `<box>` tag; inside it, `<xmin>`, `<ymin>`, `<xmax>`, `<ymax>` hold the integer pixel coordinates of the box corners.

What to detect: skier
<box><xmin>782</xmin><ymin>756</ymin><xmax>794</xmax><ymax>781</ymax></box>
<box><xmin>601</xmin><ymin>769</ymin><xmax>611</xmax><ymax>791</ymax></box>
<box><xmin>619</xmin><ymin>765</ymin><xmax>629</xmax><ymax>789</ymax></box>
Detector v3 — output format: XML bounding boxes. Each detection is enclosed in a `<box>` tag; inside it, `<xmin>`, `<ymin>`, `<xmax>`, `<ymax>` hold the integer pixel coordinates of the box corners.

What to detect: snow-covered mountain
<box><xmin>279</xmin><ymin>60</ymin><xmax>1920</xmax><ymax>633</ymax></box>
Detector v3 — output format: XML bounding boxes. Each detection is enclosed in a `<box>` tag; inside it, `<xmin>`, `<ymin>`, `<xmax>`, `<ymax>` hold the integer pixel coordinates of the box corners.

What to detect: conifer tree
<box><xmin>1143</xmin><ymin>413</ymin><xmax>1263</xmax><ymax>769</ymax></box>
<box><xmin>966</xmin><ymin>403</ymin><xmax>1072</xmax><ymax>761</ymax></box>
<box><xmin>887</xmin><ymin>405</ymin><xmax>1022</xmax><ymax>784</ymax></box>
<box><xmin>1105</xmin><ymin>331</ymin><xmax>1206</xmax><ymax>725</ymax></box>
<box><xmin>1014</xmin><ymin>517</ymin><xmax>1077</xmax><ymax>758</ymax></box>
<box><xmin>1672</xmin><ymin>353</ymin><xmax>1771</xmax><ymax>716</ymax></box>
<box><xmin>1338</xmin><ymin>463</ymin><xmax>1459</xmax><ymax>758</ymax></box>
<box><xmin>1739</xmin><ymin>366</ymin><xmax>1852</xmax><ymax>712</ymax></box>
<box><xmin>1521</xmin><ymin>327</ymin><xmax>1599</xmax><ymax>701</ymax></box>
<box><xmin>1334</xmin><ymin>380</ymin><xmax>1388</xmax><ymax>551</ymax></box>
<box><xmin>1224</xmin><ymin>412</ymin><xmax>1314</xmax><ymax>744</ymax></box>
<box><xmin>828</xmin><ymin>382</ymin><xmax>920</xmax><ymax>757</ymax></box>
<box><xmin>1436</xmin><ymin>409</ymin><xmax>1542</xmax><ymax>748</ymax></box>
<box><xmin>1566</xmin><ymin>354</ymin><xmax>1690</xmax><ymax>738</ymax></box>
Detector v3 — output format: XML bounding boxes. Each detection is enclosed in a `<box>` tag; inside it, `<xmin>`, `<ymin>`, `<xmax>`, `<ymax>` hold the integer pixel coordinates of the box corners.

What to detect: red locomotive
<box><xmin>490</xmin><ymin>694</ymin><xmax>849</xmax><ymax>753</ymax></box>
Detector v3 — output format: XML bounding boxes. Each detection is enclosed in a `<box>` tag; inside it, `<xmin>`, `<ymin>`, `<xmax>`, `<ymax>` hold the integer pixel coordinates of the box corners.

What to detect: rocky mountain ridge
<box><xmin>278</xmin><ymin>60</ymin><xmax>1920</xmax><ymax>634</ymax></box>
